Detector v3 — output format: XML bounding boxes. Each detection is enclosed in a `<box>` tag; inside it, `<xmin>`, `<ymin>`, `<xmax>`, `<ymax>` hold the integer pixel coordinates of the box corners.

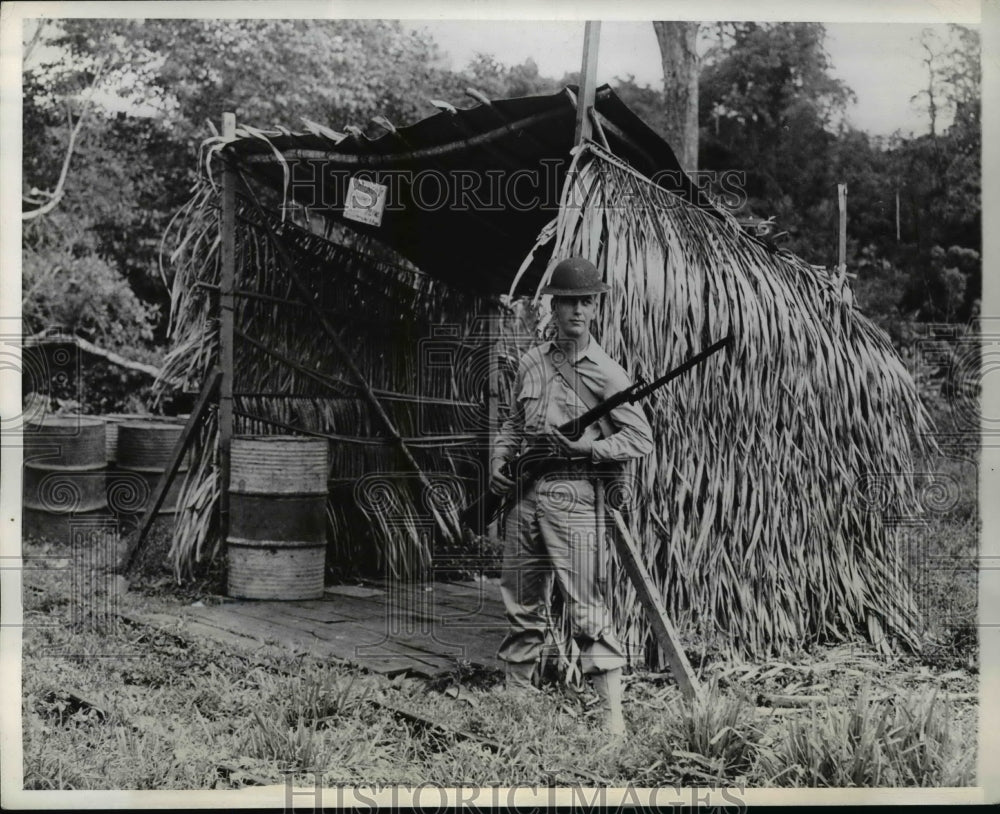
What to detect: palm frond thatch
<box><xmin>530</xmin><ymin>144</ymin><xmax>932</xmax><ymax>659</ymax></box>
<box><xmin>157</xmin><ymin>170</ymin><xmax>501</xmax><ymax>583</ymax></box>
<box><xmin>159</xmin><ymin>123</ymin><xmax>930</xmax><ymax>663</ymax></box>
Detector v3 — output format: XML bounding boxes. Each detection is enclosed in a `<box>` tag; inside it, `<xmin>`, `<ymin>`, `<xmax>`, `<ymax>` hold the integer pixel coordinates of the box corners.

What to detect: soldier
<box><xmin>490</xmin><ymin>256</ymin><xmax>654</xmax><ymax>736</ymax></box>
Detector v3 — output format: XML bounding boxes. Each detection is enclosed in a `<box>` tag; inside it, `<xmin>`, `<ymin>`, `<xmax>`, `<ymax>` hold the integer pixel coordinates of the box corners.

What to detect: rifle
<box><xmin>461</xmin><ymin>334</ymin><xmax>733</xmax><ymax>533</ymax></box>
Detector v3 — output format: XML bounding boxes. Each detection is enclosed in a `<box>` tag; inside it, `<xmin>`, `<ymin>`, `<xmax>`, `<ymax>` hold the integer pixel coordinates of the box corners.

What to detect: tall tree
<box><xmin>22</xmin><ymin>18</ymin><xmax>460</xmax><ymax>359</ymax></box>
<box><xmin>653</xmin><ymin>21</ymin><xmax>700</xmax><ymax>172</ymax></box>
<box><xmin>699</xmin><ymin>22</ymin><xmax>855</xmax><ymax>262</ymax></box>
<box><xmin>892</xmin><ymin>25</ymin><xmax>981</xmax><ymax>321</ymax></box>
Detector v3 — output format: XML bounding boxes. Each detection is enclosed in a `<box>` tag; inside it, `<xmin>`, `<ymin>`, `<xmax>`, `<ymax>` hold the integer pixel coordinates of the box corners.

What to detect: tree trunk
<box><xmin>653</xmin><ymin>21</ymin><xmax>700</xmax><ymax>173</ymax></box>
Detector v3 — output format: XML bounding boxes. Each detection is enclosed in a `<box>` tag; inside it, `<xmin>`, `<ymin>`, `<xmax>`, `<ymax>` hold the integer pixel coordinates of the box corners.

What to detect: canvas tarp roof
<box><xmin>224</xmin><ymin>84</ymin><xmax>723</xmax><ymax>297</ymax></box>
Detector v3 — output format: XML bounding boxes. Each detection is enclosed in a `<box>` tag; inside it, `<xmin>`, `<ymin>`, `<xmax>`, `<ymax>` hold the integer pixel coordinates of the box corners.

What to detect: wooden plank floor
<box><xmin>123</xmin><ymin>579</ymin><xmax>509</xmax><ymax>678</ymax></box>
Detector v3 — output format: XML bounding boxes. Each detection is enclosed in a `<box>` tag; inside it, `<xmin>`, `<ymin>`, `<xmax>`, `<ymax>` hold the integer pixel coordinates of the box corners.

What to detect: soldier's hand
<box><xmin>489</xmin><ymin>459</ymin><xmax>514</xmax><ymax>496</ymax></box>
<box><xmin>550</xmin><ymin>428</ymin><xmax>595</xmax><ymax>458</ymax></box>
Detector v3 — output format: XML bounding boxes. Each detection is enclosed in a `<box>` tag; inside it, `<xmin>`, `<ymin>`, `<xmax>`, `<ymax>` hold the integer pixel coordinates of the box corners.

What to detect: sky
<box><xmin>19</xmin><ymin>13</ymin><xmax>975</xmax><ymax>136</ymax></box>
<box><xmin>406</xmin><ymin>20</ymin><xmax>966</xmax><ymax>137</ymax></box>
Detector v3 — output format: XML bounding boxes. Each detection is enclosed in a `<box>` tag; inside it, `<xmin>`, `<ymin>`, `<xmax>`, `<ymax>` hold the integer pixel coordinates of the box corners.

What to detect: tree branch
<box><xmin>26</xmin><ymin>330</ymin><xmax>164</xmax><ymax>379</ymax></box>
<box><xmin>23</xmin><ymin>19</ymin><xmax>49</xmax><ymax>67</ymax></box>
<box><xmin>22</xmin><ymin>56</ymin><xmax>108</xmax><ymax>221</ymax></box>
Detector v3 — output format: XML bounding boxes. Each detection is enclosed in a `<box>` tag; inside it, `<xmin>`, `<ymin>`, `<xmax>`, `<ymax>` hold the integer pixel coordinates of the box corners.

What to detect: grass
<box><xmin>668</xmin><ymin>681</ymin><xmax>761</xmax><ymax>784</ymax></box>
<box><xmin>755</xmin><ymin>684</ymin><xmax>975</xmax><ymax>787</ymax></box>
<box><xmin>18</xmin><ymin>533</ymin><xmax>978</xmax><ymax>790</ymax></box>
<box><xmin>903</xmin><ymin>386</ymin><xmax>980</xmax><ymax>671</ymax></box>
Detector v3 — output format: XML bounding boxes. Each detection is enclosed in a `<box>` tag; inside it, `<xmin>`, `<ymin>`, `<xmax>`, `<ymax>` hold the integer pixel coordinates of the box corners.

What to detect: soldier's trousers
<box><xmin>496</xmin><ymin>474</ymin><xmax>626</xmax><ymax>675</ymax></box>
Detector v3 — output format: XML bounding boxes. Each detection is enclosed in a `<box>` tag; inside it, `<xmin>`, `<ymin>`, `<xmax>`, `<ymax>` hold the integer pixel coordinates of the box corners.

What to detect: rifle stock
<box><xmin>461</xmin><ymin>334</ymin><xmax>733</xmax><ymax>534</ymax></box>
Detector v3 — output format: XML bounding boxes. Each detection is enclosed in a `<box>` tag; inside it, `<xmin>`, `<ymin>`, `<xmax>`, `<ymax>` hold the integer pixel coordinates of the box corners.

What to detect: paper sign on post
<box><xmin>343</xmin><ymin>176</ymin><xmax>388</xmax><ymax>227</ymax></box>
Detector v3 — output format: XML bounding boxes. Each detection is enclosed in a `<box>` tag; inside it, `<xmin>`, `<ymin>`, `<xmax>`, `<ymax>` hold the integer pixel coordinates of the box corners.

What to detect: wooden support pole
<box><xmin>837</xmin><ymin>182</ymin><xmax>848</xmax><ymax>272</ymax></box>
<box><xmin>608</xmin><ymin>508</ymin><xmax>704</xmax><ymax>703</ymax></box>
<box><xmin>588</xmin><ymin>106</ymin><xmax>611</xmax><ymax>151</ymax></box>
<box><xmin>118</xmin><ymin>368</ymin><xmax>222</xmax><ymax>576</ymax></box>
<box><xmin>574</xmin><ymin>21</ymin><xmax>602</xmax><ymax>146</ymax></box>
<box><xmin>486</xmin><ymin>309</ymin><xmax>501</xmax><ymax>540</ymax></box>
<box><xmin>219</xmin><ymin>112</ymin><xmax>236</xmax><ymax>542</ymax></box>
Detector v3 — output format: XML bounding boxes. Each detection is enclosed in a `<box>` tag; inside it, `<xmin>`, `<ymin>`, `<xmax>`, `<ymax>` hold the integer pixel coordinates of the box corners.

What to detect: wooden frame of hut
<box><xmin>156</xmin><ymin>82</ymin><xmax>931</xmax><ymax>664</ymax></box>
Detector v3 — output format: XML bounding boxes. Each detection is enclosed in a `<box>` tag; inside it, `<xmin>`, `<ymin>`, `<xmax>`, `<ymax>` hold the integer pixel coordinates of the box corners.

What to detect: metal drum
<box><xmin>22</xmin><ymin>416</ymin><xmax>109</xmax><ymax>541</ymax></box>
<box><xmin>101</xmin><ymin>414</ymin><xmax>190</xmax><ymax>466</ymax></box>
<box><xmin>99</xmin><ymin>414</ymin><xmax>129</xmax><ymax>466</ymax></box>
<box><xmin>226</xmin><ymin>435</ymin><xmax>329</xmax><ymax>600</ymax></box>
<box><xmin>114</xmin><ymin>421</ymin><xmax>190</xmax><ymax>516</ymax></box>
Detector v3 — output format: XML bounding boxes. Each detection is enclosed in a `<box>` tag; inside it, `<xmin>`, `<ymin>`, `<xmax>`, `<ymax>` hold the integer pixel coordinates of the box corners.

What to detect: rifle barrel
<box><xmin>631</xmin><ymin>334</ymin><xmax>732</xmax><ymax>402</ymax></box>
<box><xmin>462</xmin><ymin>333</ymin><xmax>733</xmax><ymax>533</ymax></box>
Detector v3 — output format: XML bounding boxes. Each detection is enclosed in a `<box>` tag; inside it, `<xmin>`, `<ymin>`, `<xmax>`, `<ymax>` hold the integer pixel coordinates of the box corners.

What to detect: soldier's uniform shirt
<box><xmin>493</xmin><ymin>337</ymin><xmax>654</xmax><ymax>674</ymax></box>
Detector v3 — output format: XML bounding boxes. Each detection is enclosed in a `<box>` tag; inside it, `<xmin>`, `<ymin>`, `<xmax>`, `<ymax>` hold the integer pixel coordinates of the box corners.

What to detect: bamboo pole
<box><xmin>233</xmin><ymin>286</ymin><xmax>388</xmax><ymax>327</ymax></box>
<box><xmin>487</xmin><ymin>309</ymin><xmax>501</xmax><ymax>539</ymax></box>
<box><xmin>241</xmin><ymin>105</ymin><xmax>575</xmax><ymax>168</ymax></box>
<box><xmin>574</xmin><ymin>21</ymin><xmax>602</xmax><ymax>146</ymax></box>
<box><xmin>588</xmin><ymin>107</ymin><xmax>611</xmax><ymax>152</ymax></box>
<box><xmin>219</xmin><ymin>112</ymin><xmax>236</xmax><ymax>541</ymax></box>
<box><xmin>462</xmin><ymin>87</ymin><xmax>560</xmax><ymax>158</ymax></box>
<box><xmin>427</xmin><ymin>99</ymin><xmax>524</xmax><ymax>174</ymax></box>
<box><xmin>838</xmin><ymin>182</ymin><xmax>848</xmax><ymax>272</ymax></box>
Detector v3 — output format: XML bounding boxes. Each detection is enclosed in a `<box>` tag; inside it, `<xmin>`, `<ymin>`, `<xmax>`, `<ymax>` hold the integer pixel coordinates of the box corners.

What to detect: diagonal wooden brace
<box><xmin>117</xmin><ymin>367</ymin><xmax>222</xmax><ymax>576</ymax></box>
<box><xmin>608</xmin><ymin>507</ymin><xmax>704</xmax><ymax>703</ymax></box>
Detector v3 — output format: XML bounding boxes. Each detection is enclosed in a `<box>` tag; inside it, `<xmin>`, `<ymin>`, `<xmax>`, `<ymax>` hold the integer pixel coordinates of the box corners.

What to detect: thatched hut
<box><xmin>159</xmin><ymin>84</ymin><xmax>930</xmax><ymax>663</ymax></box>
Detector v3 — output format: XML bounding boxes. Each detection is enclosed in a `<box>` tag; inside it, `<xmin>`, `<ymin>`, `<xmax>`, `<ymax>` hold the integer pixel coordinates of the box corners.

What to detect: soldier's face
<box><xmin>552</xmin><ymin>295</ymin><xmax>598</xmax><ymax>340</ymax></box>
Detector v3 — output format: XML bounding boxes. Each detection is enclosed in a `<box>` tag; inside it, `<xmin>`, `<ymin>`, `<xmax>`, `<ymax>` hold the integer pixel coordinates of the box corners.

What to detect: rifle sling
<box><xmin>549</xmin><ymin>350</ymin><xmax>616</xmax><ymax>440</ymax></box>
<box><xmin>549</xmin><ymin>349</ymin><xmax>626</xmax><ymax>511</ymax></box>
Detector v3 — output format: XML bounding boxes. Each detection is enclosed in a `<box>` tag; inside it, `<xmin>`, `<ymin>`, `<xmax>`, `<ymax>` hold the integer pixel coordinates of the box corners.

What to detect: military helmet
<box><xmin>539</xmin><ymin>256</ymin><xmax>610</xmax><ymax>296</ymax></box>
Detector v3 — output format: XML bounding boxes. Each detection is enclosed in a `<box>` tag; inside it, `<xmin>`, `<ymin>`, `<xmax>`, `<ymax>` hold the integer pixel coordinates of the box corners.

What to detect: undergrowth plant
<box><xmin>755</xmin><ymin>685</ymin><xmax>975</xmax><ymax>787</ymax></box>
<box><xmin>242</xmin><ymin>665</ymin><xmax>376</xmax><ymax>775</ymax></box>
<box><xmin>668</xmin><ymin>681</ymin><xmax>761</xmax><ymax>784</ymax></box>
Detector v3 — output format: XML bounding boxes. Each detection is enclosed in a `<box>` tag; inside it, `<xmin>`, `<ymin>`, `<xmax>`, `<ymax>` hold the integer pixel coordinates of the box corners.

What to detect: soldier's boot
<box><xmin>592</xmin><ymin>667</ymin><xmax>626</xmax><ymax>736</ymax></box>
<box><xmin>504</xmin><ymin>660</ymin><xmax>538</xmax><ymax>695</ymax></box>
